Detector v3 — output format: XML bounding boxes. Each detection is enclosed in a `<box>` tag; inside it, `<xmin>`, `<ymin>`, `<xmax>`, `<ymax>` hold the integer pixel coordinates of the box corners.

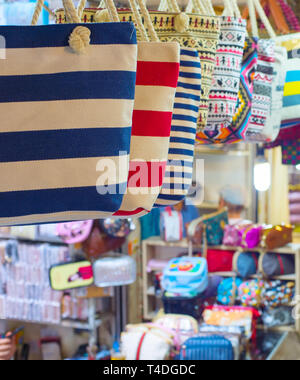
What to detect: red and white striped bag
<box><xmin>113</xmin><ymin>0</ymin><xmax>180</xmax><ymax>217</ymax></box>
<box><xmin>58</xmin><ymin>0</ymin><xmax>180</xmax><ymax>218</ymax></box>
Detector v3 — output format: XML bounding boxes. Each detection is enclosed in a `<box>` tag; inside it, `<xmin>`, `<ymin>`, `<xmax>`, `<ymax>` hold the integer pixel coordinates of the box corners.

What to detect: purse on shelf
<box><xmin>93</xmin><ymin>254</ymin><xmax>136</xmax><ymax>287</ymax></box>
<box><xmin>206</xmin><ymin>249</ymin><xmax>235</xmax><ymax>273</ymax></box>
<box><xmin>56</xmin><ymin>221</ymin><xmax>93</xmax><ymax>244</ymax></box>
<box><xmin>260</xmin><ymin>224</ymin><xmax>294</xmax><ymax>250</ymax></box>
<box><xmin>196</xmin><ymin>0</ymin><xmax>247</xmax><ymax>144</ymax></box>
<box><xmin>188</xmin><ymin>209</ymin><xmax>229</xmax><ymax>256</ymax></box>
<box><xmin>0</xmin><ymin>0</ymin><xmax>138</xmax><ymax>226</ymax></box>
<box><xmin>223</xmin><ymin>223</ymin><xmax>262</xmax><ymax>249</ymax></box>
<box><xmin>233</xmin><ymin>251</ymin><xmax>259</xmax><ymax>278</ymax></box>
<box><xmin>57</xmin><ymin>0</ymin><xmax>180</xmax><ymax>218</ymax></box>
<box><xmin>160</xmin><ymin>207</ymin><xmax>183</xmax><ymax>242</ymax></box>
<box><xmin>259</xmin><ymin>252</ymin><xmax>295</xmax><ymax>278</ymax></box>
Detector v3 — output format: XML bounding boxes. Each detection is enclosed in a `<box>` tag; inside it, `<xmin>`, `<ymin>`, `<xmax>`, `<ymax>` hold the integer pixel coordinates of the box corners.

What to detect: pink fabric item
<box><xmin>289</xmin><ymin>203</ymin><xmax>300</xmax><ymax>214</ymax></box>
<box><xmin>223</xmin><ymin>224</ymin><xmax>262</xmax><ymax>249</ymax></box>
<box><xmin>289</xmin><ymin>192</ymin><xmax>300</xmax><ymax>204</ymax></box>
<box><xmin>290</xmin><ymin>215</ymin><xmax>300</xmax><ymax>225</ymax></box>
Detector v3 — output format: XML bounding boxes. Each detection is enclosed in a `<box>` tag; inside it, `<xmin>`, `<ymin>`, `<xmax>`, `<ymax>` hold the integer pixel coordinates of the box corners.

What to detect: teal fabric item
<box><xmin>140</xmin><ymin>208</ymin><xmax>161</xmax><ymax>241</ymax></box>
<box><xmin>217</xmin><ymin>277</ymin><xmax>243</xmax><ymax>306</ymax></box>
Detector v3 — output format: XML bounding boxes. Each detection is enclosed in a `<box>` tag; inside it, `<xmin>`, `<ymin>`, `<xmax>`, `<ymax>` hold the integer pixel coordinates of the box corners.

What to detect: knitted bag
<box><xmin>0</xmin><ymin>0</ymin><xmax>138</xmax><ymax>226</ymax></box>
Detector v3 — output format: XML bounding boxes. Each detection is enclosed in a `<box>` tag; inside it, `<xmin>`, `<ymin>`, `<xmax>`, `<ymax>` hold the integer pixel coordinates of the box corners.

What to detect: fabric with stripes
<box><xmin>0</xmin><ymin>23</ymin><xmax>137</xmax><ymax>225</ymax></box>
<box><xmin>113</xmin><ymin>42</ymin><xmax>180</xmax><ymax>216</ymax></box>
<box><xmin>197</xmin><ymin>16</ymin><xmax>247</xmax><ymax>144</ymax></box>
<box><xmin>155</xmin><ymin>48</ymin><xmax>201</xmax><ymax>208</ymax></box>
<box><xmin>276</xmin><ymin>34</ymin><xmax>300</xmax><ymax>130</ymax></box>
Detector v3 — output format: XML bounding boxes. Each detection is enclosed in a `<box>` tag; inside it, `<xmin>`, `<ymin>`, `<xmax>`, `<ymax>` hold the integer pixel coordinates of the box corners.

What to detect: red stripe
<box><xmin>114</xmin><ymin>208</ymin><xmax>146</xmax><ymax>216</ymax></box>
<box><xmin>132</xmin><ymin>110</ymin><xmax>173</xmax><ymax>137</ymax></box>
<box><xmin>136</xmin><ymin>61</ymin><xmax>179</xmax><ymax>88</ymax></box>
<box><xmin>128</xmin><ymin>161</ymin><xmax>167</xmax><ymax>188</ymax></box>
<box><xmin>136</xmin><ymin>332</ymin><xmax>147</xmax><ymax>360</ymax></box>
<box><xmin>277</xmin><ymin>254</ymin><xmax>285</xmax><ymax>275</ymax></box>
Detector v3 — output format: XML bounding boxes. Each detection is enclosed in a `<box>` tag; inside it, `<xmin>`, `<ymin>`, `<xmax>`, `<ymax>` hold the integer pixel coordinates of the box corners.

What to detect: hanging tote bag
<box><xmin>244</xmin><ymin>0</ymin><xmax>276</xmax><ymax>143</ymax></box>
<box><xmin>0</xmin><ymin>0</ymin><xmax>138</xmax><ymax>226</ymax></box>
<box><xmin>154</xmin><ymin>47</ymin><xmax>201</xmax><ymax>208</ymax></box>
<box><xmin>276</xmin><ymin>33</ymin><xmax>300</xmax><ymax>130</ymax></box>
<box><xmin>57</xmin><ymin>0</ymin><xmax>221</xmax><ymax>133</ymax></box>
<box><xmin>196</xmin><ymin>0</ymin><xmax>247</xmax><ymax>144</ymax></box>
<box><xmin>58</xmin><ymin>0</ymin><xmax>181</xmax><ymax>217</ymax></box>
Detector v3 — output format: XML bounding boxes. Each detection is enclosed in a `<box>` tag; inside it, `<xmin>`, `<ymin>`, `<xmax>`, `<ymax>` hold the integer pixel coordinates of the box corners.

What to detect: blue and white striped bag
<box><xmin>154</xmin><ymin>48</ymin><xmax>201</xmax><ymax>207</ymax></box>
<box><xmin>0</xmin><ymin>2</ymin><xmax>138</xmax><ymax>226</ymax></box>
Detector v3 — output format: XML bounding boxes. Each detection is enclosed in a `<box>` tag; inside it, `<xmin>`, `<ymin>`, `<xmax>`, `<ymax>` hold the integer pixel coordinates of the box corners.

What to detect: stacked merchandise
<box><xmin>0</xmin><ymin>240</ymin><xmax>69</xmax><ymax>324</ymax></box>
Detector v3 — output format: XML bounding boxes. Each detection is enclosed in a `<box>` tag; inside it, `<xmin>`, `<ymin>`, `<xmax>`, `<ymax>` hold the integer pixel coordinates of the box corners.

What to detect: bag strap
<box><xmin>268</xmin><ymin>0</ymin><xmax>290</xmax><ymax>34</ymax></box>
<box><xmin>32</xmin><ymin>0</ymin><xmax>80</xmax><ymax>24</ymax></box>
<box><xmin>136</xmin><ymin>332</ymin><xmax>147</xmax><ymax>360</ymax></box>
<box><xmin>135</xmin><ymin>0</ymin><xmax>160</xmax><ymax>42</ymax></box>
<box><xmin>247</xmin><ymin>0</ymin><xmax>277</xmax><ymax>38</ymax></box>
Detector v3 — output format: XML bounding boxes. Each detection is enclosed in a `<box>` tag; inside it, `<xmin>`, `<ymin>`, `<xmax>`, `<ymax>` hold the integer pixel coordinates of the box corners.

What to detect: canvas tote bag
<box><xmin>196</xmin><ymin>0</ymin><xmax>247</xmax><ymax>144</ymax></box>
<box><xmin>57</xmin><ymin>0</ymin><xmax>180</xmax><ymax>217</ymax></box>
<box><xmin>244</xmin><ymin>0</ymin><xmax>277</xmax><ymax>143</ymax></box>
<box><xmin>0</xmin><ymin>0</ymin><xmax>138</xmax><ymax>226</ymax></box>
<box><xmin>56</xmin><ymin>0</ymin><xmax>220</xmax><ymax>134</ymax></box>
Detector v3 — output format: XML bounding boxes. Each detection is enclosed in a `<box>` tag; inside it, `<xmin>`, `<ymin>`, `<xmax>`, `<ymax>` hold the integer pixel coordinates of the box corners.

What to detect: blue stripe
<box><xmin>175</xmin><ymin>92</ymin><xmax>201</xmax><ymax>102</ymax></box>
<box><xmin>172</xmin><ymin>115</ymin><xmax>198</xmax><ymax>123</ymax></box>
<box><xmin>168</xmin><ymin>148</ymin><xmax>195</xmax><ymax>157</ymax></box>
<box><xmin>179</xmin><ymin>61</ymin><xmax>201</xmax><ymax>68</ymax></box>
<box><xmin>179</xmin><ymin>72</ymin><xmax>202</xmax><ymax>79</ymax></box>
<box><xmin>0</xmin><ymin>71</ymin><xmax>136</xmax><ymax>103</ymax></box>
<box><xmin>0</xmin><ymin>23</ymin><xmax>137</xmax><ymax>49</ymax></box>
<box><xmin>165</xmin><ymin>171</ymin><xmax>193</xmax><ymax>179</ymax></box>
<box><xmin>171</xmin><ymin>126</ymin><xmax>197</xmax><ymax>134</ymax></box>
<box><xmin>156</xmin><ymin>194</ymin><xmax>185</xmax><ymax>202</ymax></box>
<box><xmin>180</xmin><ymin>49</ymin><xmax>199</xmax><ymax>58</ymax></box>
<box><xmin>283</xmin><ymin>94</ymin><xmax>300</xmax><ymax>108</ymax></box>
<box><xmin>0</xmin><ymin>185</ymin><xmax>127</xmax><ymax>218</ymax></box>
<box><xmin>162</xmin><ymin>183</ymin><xmax>191</xmax><ymax>190</ymax></box>
<box><xmin>170</xmin><ymin>137</ymin><xmax>195</xmax><ymax>145</ymax></box>
<box><xmin>167</xmin><ymin>160</ymin><xmax>193</xmax><ymax>168</ymax></box>
<box><xmin>285</xmin><ymin>70</ymin><xmax>300</xmax><ymax>83</ymax></box>
<box><xmin>173</xmin><ymin>103</ymin><xmax>199</xmax><ymax>112</ymax></box>
<box><xmin>177</xmin><ymin>81</ymin><xmax>202</xmax><ymax>91</ymax></box>
<box><xmin>0</xmin><ymin>128</ymin><xmax>131</xmax><ymax>162</ymax></box>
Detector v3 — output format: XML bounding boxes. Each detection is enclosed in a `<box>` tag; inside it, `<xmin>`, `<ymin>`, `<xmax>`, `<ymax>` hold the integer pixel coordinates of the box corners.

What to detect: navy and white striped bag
<box><xmin>155</xmin><ymin>48</ymin><xmax>201</xmax><ymax>207</ymax></box>
<box><xmin>0</xmin><ymin>1</ymin><xmax>137</xmax><ymax>226</ymax></box>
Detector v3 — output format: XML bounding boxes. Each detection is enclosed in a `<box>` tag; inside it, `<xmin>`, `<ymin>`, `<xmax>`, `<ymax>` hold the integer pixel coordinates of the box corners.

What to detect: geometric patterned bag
<box><xmin>0</xmin><ymin>0</ymin><xmax>138</xmax><ymax>226</ymax></box>
<box><xmin>196</xmin><ymin>0</ymin><xmax>247</xmax><ymax>144</ymax></box>
<box><xmin>245</xmin><ymin>0</ymin><xmax>276</xmax><ymax>142</ymax></box>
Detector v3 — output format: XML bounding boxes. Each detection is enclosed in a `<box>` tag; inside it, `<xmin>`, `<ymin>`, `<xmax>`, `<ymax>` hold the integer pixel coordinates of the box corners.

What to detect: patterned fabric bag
<box><xmin>245</xmin><ymin>0</ymin><xmax>276</xmax><ymax>142</ymax></box>
<box><xmin>282</xmin><ymin>139</ymin><xmax>300</xmax><ymax>166</ymax></box>
<box><xmin>276</xmin><ymin>33</ymin><xmax>300</xmax><ymax>130</ymax></box>
<box><xmin>0</xmin><ymin>0</ymin><xmax>138</xmax><ymax>226</ymax></box>
<box><xmin>154</xmin><ymin>48</ymin><xmax>201</xmax><ymax>207</ymax></box>
<box><xmin>58</xmin><ymin>0</ymin><xmax>180</xmax><ymax>217</ymax></box>
<box><xmin>57</xmin><ymin>0</ymin><xmax>220</xmax><ymax>133</ymax></box>
<box><xmin>196</xmin><ymin>0</ymin><xmax>247</xmax><ymax>144</ymax></box>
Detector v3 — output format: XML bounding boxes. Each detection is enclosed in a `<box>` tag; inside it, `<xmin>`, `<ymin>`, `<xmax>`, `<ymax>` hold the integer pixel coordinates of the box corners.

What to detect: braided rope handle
<box><xmin>32</xmin><ymin>0</ymin><xmax>80</xmax><ymax>25</ymax></box>
<box><xmin>252</xmin><ymin>0</ymin><xmax>276</xmax><ymax>38</ymax></box>
<box><xmin>135</xmin><ymin>0</ymin><xmax>160</xmax><ymax>42</ymax></box>
<box><xmin>77</xmin><ymin>0</ymin><xmax>86</xmax><ymax>18</ymax></box>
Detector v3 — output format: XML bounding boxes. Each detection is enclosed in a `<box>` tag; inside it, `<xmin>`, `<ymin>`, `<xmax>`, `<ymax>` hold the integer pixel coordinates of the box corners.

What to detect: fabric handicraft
<box><xmin>197</xmin><ymin>16</ymin><xmax>247</xmax><ymax>144</ymax></box>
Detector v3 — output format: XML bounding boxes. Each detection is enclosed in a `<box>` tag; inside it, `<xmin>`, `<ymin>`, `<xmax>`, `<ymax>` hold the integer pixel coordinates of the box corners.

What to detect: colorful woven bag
<box><xmin>0</xmin><ymin>0</ymin><xmax>138</xmax><ymax>226</ymax></box>
<box><xmin>196</xmin><ymin>0</ymin><xmax>247</xmax><ymax>144</ymax></box>
<box><xmin>57</xmin><ymin>0</ymin><xmax>180</xmax><ymax>217</ymax></box>
<box><xmin>245</xmin><ymin>0</ymin><xmax>276</xmax><ymax>142</ymax></box>
<box><xmin>154</xmin><ymin>48</ymin><xmax>201</xmax><ymax>207</ymax></box>
<box><xmin>227</xmin><ymin>37</ymin><xmax>258</xmax><ymax>143</ymax></box>
<box><xmin>276</xmin><ymin>33</ymin><xmax>300</xmax><ymax>130</ymax></box>
<box><xmin>282</xmin><ymin>139</ymin><xmax>300</xmax><ymax>166</ymax></box>
<box><xmin>57</xmin><ymin>0</ymin><xmax>221</xmax><ymax>134</ymax></box>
